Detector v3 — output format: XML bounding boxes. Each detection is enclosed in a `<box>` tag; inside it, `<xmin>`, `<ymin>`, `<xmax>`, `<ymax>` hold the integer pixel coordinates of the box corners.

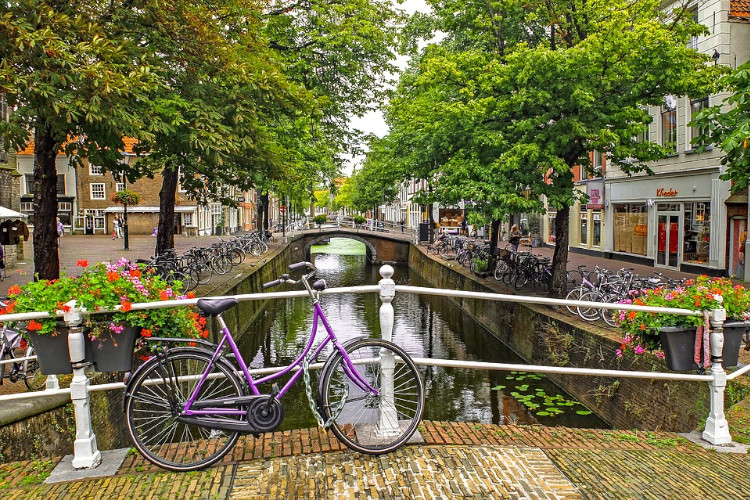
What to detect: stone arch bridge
<box><xmin>286</xmin><ymin>227</ymin><xmax>412</xmax><ymax>264</ymax></box>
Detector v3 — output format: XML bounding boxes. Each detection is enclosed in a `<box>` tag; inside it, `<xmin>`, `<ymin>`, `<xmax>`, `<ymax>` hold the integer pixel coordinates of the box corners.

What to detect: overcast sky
<box><xmin>343</xmin><ymin>0</ymin><xmax>432</xmax><ymax>175</ymax></box>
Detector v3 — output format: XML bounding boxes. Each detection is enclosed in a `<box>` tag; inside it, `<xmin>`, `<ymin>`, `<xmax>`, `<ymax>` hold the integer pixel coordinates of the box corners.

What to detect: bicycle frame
<box><xmin>180</xmin><ymin>295</ymin><xmax>379</xmax><ymax>418</ymax></box>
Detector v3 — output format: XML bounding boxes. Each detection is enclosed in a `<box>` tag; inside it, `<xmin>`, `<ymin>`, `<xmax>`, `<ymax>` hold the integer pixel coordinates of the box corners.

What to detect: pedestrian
<box><xmin>461</xmin><ymin>215</ymin><xmax>467</xmax><ymax>235</ymax></box>
<box><xmin>117</xmin><ymin>215</ymin><xmax>124</xmax><ymax>238</ymax></box>
<box><xmin>113</xmin><ymin>216</ymin><xmax>120</xmax><ymax>239</ymax></box>
<box><xmin>509</xmin><ymin>224</ymin><xmax>522</xmax><ymax>252</ymax></box>
<box><xmin>0</xmin><ymin>243</ymin><xmax>5</xmax><ymax>280</ymax></box>
<box><xmin>56</xmin><ymin>217</ymin><xmax>64</xmax><ymax>246</ymax></box>
<box><xmin>400</xmin><ymin>218</ymin><xmax>405</xmax><ymax>233</ymax></box>
<box><xmin>736</xmin><ymin>231</ymin><xmax>746</xmax><ymax>278</ymax></box>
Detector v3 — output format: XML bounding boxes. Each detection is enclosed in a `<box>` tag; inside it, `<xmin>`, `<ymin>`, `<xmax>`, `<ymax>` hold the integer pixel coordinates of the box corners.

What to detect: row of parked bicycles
<box><xmin>425</xmin><ymin>234</ymin><xmax>686</xmax><ymax>327</ymax></box>
<box><xmin>139</xmin><ymin>231</ymin><xmax>272</xmax><ymax>293</ymax></box>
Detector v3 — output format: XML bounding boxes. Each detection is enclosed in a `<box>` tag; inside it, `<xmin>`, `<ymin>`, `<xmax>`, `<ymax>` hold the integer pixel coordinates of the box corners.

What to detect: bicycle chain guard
<box><xmin>247</xmin><ymin>396</ymin><xmax>284</xmax><ymax>433</ymax></box>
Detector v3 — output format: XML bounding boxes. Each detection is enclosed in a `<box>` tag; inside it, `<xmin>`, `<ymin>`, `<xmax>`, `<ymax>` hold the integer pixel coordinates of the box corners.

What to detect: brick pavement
<box><xmin>3</xmin><ymin>422</ymin><xmax>750</xmax><ymax>499</ymax></box>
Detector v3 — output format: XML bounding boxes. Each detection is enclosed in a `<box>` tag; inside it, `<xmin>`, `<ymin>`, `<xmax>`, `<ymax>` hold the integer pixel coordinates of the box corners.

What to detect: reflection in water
<box><xmin>239</xmin><ymin>238</ymin><xmax>607</xmax><ymax>430</ymax></box>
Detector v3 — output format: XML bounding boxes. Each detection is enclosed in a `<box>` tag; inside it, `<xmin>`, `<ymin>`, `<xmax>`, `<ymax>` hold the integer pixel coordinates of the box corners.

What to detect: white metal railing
<box><xmin>279</xmin><ymin>216</ymin><xmax>419</xmax><ymax>244</ymax></box>
<box><xmin>0</xmin><ymin>265</ymin><xmax>738</xmax><ymax>469</ymax></box>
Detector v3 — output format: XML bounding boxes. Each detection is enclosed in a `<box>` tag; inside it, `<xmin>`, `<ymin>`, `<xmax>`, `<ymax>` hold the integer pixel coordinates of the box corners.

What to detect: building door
<box><xmin>655</xmin><ymin>210</ymin><xmax>681</xmax><ymax>269</ymax></box>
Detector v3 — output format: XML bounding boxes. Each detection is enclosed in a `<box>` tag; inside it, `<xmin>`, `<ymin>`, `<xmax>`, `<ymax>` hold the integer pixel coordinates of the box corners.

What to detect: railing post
<box><xmin>377</xmin><ymin>264</ymin><xmax>400</xmax><ymax>436</ymax></box>
<box><xmin>703</xmin><ymin>307</ymin><xmax>731</xmax><ymax>445</ymax></box>
<box><xmin>64</xmin><ymin>301</ymin><xmax>101</xmax><ymax>468</ymax></box>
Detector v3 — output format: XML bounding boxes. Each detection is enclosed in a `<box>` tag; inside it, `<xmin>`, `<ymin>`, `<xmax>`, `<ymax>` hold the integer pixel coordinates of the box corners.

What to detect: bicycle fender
<box><xmin>122</xmin><ymin>346</ymin><xmax>239</xmax><ymax>412</ymax></box>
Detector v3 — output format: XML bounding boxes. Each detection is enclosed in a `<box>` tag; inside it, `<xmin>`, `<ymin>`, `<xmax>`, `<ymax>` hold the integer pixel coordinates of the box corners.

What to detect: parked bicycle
<box><xmin>123</xmin><ymin>261</ymin><xmax>425</xmax><ymax>471</ymax></box>
<box><xmin>0</xmin><ymin>299</ymin><xmax>46</xmax><ymax>391</ymax></box>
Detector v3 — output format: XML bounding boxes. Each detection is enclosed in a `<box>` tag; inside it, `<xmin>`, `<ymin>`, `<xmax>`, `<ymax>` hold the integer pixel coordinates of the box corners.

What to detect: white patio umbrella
<box><xmin>0</xmin><ymin>205</ymin><xmax>26</xmax><ymax>219</ymax></box>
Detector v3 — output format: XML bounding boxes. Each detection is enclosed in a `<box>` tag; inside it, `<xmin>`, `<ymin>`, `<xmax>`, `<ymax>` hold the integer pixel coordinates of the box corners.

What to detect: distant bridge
<box><xmin>285</xmin><ymin>227</ymin><xmax>413</xmax><ymax>264</ymax></box>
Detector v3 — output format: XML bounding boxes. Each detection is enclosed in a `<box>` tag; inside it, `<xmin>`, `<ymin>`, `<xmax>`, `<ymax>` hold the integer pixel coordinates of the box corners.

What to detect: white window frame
<box><xmin>89</xmin><ymin>165</ymin><xmax>103</xmax><ymax>176</ymax></box>
<box><xmin>90</xmin><ymin>183</ymin><xmax>106</xmax><ymax>200</ymax></box>
<box><xmin>116</xmin><ymin>182</ymin><xmax>125</xmax><ymax>192</ymax></box>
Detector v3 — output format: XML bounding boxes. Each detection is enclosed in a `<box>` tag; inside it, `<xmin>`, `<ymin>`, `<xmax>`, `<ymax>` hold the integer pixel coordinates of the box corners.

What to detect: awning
<box><xmin>0</xmin><ymin>205</ymin><xmax>27</xmax><ymax>219</ymax></box>
<box><xmin>103</xmin><ymin>206</ymin><xmax>197</xmax><ymax>213</ymax></box>
<box><xmin>724</xmin><ymin>194</ymin><xmax>748</xmax><ymax>205</ymax></box>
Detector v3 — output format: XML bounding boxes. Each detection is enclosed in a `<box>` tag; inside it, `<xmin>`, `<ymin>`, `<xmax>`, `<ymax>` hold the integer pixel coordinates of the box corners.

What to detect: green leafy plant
<box><xmin>4</xmin><ymin>259</ymin><xmax>206</xmax><ymax>341</ymax></box>
<box><xmin>472</xmin><ymin>257</ymin><xmax>488</xmax><ymax>273</ymax></box>
<box><xmin>616</xmin><ymin>276</ymin><xmax>750</xmax><ymax>356</ymax></box>
<box><xmin>111</xmin><ymin>189</ymin><xmax>141</xmax><ymax>206</ymax></box>
<box><xmin>353</xmin><ymin>215</ymin><xmax>366</xmax><ymax>225</ymax></box>
<box><xmin>313</xmin><ymin>214</ymin><xmax>328</xmax><ymax>226</ymax></box>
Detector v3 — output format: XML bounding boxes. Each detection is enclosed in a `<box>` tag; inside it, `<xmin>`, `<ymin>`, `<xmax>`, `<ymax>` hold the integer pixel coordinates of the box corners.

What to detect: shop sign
<box><xmin>656</xmin><ymin>188</ymin><xmax>678</xmax><ymax>197</ymax></box>
<box><xmin>586</xmin><ymin>180</ymin><xmax>604</xmax><ymax>210</ymax></box>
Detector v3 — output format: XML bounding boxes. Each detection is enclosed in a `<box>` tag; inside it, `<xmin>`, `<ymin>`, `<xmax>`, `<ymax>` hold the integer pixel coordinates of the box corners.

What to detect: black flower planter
<box><xmin>659</xmin><ymin>327</ymin><xmax>698</xmax><ymax>371</ymax></box>
<box><xmin>721</xmin><ymin>321</ymin><xmax>748</xmax><ymax>368</ymax></box>
<box><xmin>27</xmin><ymin>327</ymin><xmax>80</xmax><ymax>375</ymax></box>
<box><xmin>28</xmin><ymin>324</ymin><xmax>141</xmax><ymax>374</ymax></box>
<box><xmin>87</xmin><ymin>325</ymin><xmax>141</xmax><ymax>372</ymax></box>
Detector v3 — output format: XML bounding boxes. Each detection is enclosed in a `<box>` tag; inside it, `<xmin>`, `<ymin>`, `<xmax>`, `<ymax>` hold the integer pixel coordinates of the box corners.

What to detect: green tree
<box><xmin>0</xmin><ymin>1</ymin><xmax>162</xmax><ymax>279</ymax></box>
<box><xmin>692</xmin><ymin>60</ymin><xmax>750</xmax><ymax>191</ymax></box>
<box><xmin>382</xmin><ymin>0</ymin><xmax>719</xmax><ymax>296</ymax></box>
<box><xmin>262</xmin><ymin>0</ymin><xmax>406</xmax><ymax>211</ymax></box>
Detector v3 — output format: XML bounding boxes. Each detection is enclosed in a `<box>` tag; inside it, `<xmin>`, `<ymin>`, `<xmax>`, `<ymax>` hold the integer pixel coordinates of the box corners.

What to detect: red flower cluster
<box><xmin>76</xmin><ymin>260</ymin><xmax>89</xmax><ymax>268</ymax></box>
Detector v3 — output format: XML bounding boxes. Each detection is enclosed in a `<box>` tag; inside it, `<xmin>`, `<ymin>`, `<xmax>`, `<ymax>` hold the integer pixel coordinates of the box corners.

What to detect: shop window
<box><xmin>592</xmin><ymin>212</ymin><xmax>601</xmax><ymax>246</ymax></box>
<box><xmin>683</xmin><ymin>202</ymin><xmax>710</xmax><ymax>265</ymax></box>
<box><xmin>580</xmin><ymin>213</ymin><xmax>588</xmax><ymax>245</ymax></box>
<box><xmin>613</xmin><ymin>204</ymin><xmax>648</xmax><ymax>256</ymax></box>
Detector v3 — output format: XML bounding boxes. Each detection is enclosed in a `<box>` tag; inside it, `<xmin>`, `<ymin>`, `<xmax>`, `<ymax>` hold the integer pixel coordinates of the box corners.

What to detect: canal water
<box><xmin>236</xmin><ymin>238</ymin><xmax>607</xmax><ymax>431</ymax></box>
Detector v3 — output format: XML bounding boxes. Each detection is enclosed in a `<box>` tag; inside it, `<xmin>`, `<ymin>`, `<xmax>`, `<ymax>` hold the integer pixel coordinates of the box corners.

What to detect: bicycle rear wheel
<box><xmin>318</xmin><ymin>338</ymin><xmax>424</xmax><ymax>455</ymax></box>
<box><xmin>125</xmin><ymin>349</ymin><xmax>244</xmax><ymax>472</ymax></box>
<box><xmin>23</xmin><ymin>346</ymin><xmax>46</xmax><ymax>391</ymax></box>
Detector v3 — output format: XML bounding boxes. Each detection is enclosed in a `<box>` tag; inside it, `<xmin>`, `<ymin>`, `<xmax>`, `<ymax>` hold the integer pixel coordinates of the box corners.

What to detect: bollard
<box><xmin>703</xmin><ymin>307</ymin><xmax>731</xmax><ymax>445</ymax></box>
<box><xmin>63</xmin><ymin>301</ymin><xmax>101</xmax><ymax>468</ymax></box>
<box><xmin>376</xmin><ymin>264</ymin><xmax>400</xmax><ymax>437</ymax></box>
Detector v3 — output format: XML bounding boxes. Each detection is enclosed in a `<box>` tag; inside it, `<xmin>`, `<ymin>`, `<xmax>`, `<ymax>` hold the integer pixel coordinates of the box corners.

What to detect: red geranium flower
<box><xmin>27</xmin><ymin>320</ymin><xmax>43</xmax><ymax>331</ymax></box>
<box><xmin>107</xmin><ymin>271</ymin><xmax>119</xmax><ymax>282</ymax></box>
<box><xmin>7</xmin><ymin>285</ymin><xmax>21</xmax><ymax>296</ymax></box>
<box><xmin>120</xmin><ymin>301</ymin><xmax>133</xmax><ymax>312</ymax></box>
<box><xmin>76</xmin><ymin>260</ymin><xmax>89</xmax><ymax>268</ymax></box>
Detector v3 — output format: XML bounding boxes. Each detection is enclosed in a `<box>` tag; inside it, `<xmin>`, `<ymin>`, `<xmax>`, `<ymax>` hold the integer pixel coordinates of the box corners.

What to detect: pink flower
<box><xmin>616</xmin><ymin>349</ymin><xmax>623</xmax><ymax>358</ymax></box>
<box><xmin>634</xmin><ymin>345</ymin><xmax>645</xmax><ymax>355</ymax></box>
<box><xmin>656</xmin><ymin>352</ymin><xmax>665</xmax><ymax>359</ymax></box>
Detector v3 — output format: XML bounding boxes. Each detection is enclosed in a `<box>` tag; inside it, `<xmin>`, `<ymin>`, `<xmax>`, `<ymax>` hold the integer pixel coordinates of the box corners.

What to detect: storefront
<box><xmin>606</xmin><ymin>171</ymin><xmax>727</xmax><ymax>273</ymax></box>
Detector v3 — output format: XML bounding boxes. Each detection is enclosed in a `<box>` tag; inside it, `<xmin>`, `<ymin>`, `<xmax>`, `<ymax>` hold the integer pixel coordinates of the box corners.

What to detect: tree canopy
<box><xmin>373</xmin><ymin>0</ymin><xmax>720</xmax><ymax>296</ymax></box>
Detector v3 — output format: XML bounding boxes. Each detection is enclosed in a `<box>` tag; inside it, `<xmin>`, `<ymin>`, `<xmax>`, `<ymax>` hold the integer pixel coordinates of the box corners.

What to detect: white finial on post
<box><xmin>377</xmin><ymin>265</ymin><xmax>400</xmax><ymax>437</ymax></box>
<box><xmin>704</xmin><ymin>307</ymin><xmax>731</xmax><ymax>445</ymax></box>
<box><xmin>65</xmin><ymin>300</ymin><xmax>101</xmax><ymax>469</ymax></box>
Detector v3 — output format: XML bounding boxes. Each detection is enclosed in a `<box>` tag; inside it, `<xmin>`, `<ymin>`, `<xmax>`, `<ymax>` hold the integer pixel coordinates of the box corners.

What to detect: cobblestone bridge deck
<box><xmin>3</xmin><ymin>421</ymin><xmax>750</xmax><ymax>499</ymax></box>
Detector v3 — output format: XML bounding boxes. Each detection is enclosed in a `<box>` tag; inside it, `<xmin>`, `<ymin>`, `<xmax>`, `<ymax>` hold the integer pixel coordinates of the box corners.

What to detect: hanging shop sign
<box><xmin>586</xmin><ymin>180</ymin><xmax>605</xmax><ymax>210</ymax></box>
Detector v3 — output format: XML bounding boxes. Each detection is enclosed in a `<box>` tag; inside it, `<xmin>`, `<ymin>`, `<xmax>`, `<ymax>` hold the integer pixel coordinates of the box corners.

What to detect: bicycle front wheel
<box><xmin>318</xmin><ymin>339</ymin><xmax>424</xmax><ymax>455</ymax></box>
<box><xmin>23</xmin><ymin>347</ymin><xmax>46</xmax><ymax>391</ymax></box>
<box><xmin>125</xmin><ymin>349</ymin><xmax>245</xmax><ymax>472</ymax></box>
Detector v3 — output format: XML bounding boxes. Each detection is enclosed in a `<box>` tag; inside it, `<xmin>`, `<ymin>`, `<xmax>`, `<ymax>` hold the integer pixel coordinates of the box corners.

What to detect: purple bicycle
<box><xmin>124</xmin><ymin>261</ymin><xmax>424</xmax><ymax>471</ymax></box>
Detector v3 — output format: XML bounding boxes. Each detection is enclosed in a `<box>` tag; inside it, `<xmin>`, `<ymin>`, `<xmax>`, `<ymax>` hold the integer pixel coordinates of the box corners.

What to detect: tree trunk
<box><xmin>261</xmin><ymin>191</ymin><xmax>269</xmax><ymax>231</ymax></box>
<box><xmin>549</xmin><ymin>204</ymin><xmax>571</xmax><ymax>298</ymax></box>
<box><xmin>488</xmin><ymin>218</ymin><xmax>501</xmax><ymax>268</ymax></box>
<box><xmin>32</xmin><ymin>126</ymin><xmax>60</xmax><ymax>280</ymax></box>
<box><xmin>157</xmin><ymin>167</ymin><xmax>178</xmax><ymax>255</ymax></box>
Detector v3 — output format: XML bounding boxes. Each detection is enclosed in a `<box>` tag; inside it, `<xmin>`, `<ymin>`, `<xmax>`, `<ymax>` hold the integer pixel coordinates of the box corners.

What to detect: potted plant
<box><xmin>617</xmin><ymin>276</ymin><xmax>750</xmax><ymax>370</ymax></box>
<box><xmin>471</xmin><ymin>256</ymin><xmax>489</xmax><ymax>277</ymax></box>
<box><xmin>353</xmin><ymin>215</ymin><xmax>366</xmax><ymax>228</ymax></box>
<box><xmin>5</xmin><ymin>259</ymin><xmax>206</xmax><ymax>374</ymax></box>
<box><xmin>313</xmin><ymin>214</ymin><xmax>328</xmax><ymax>230</ymax></box>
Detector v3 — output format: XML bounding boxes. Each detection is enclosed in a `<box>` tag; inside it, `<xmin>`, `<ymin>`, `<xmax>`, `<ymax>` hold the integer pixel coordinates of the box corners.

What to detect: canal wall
<box><xmin>408</xmin><ymin>246</ymin><xmax>724</xmax><ymax>433</ymax></box>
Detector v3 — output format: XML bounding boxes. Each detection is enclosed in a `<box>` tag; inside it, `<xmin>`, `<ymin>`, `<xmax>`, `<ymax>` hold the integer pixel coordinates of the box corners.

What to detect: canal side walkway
<box><xmin>4</xmin><ymin>230</ymin><xmax>750</xmax><ymax>498</ymax></box>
